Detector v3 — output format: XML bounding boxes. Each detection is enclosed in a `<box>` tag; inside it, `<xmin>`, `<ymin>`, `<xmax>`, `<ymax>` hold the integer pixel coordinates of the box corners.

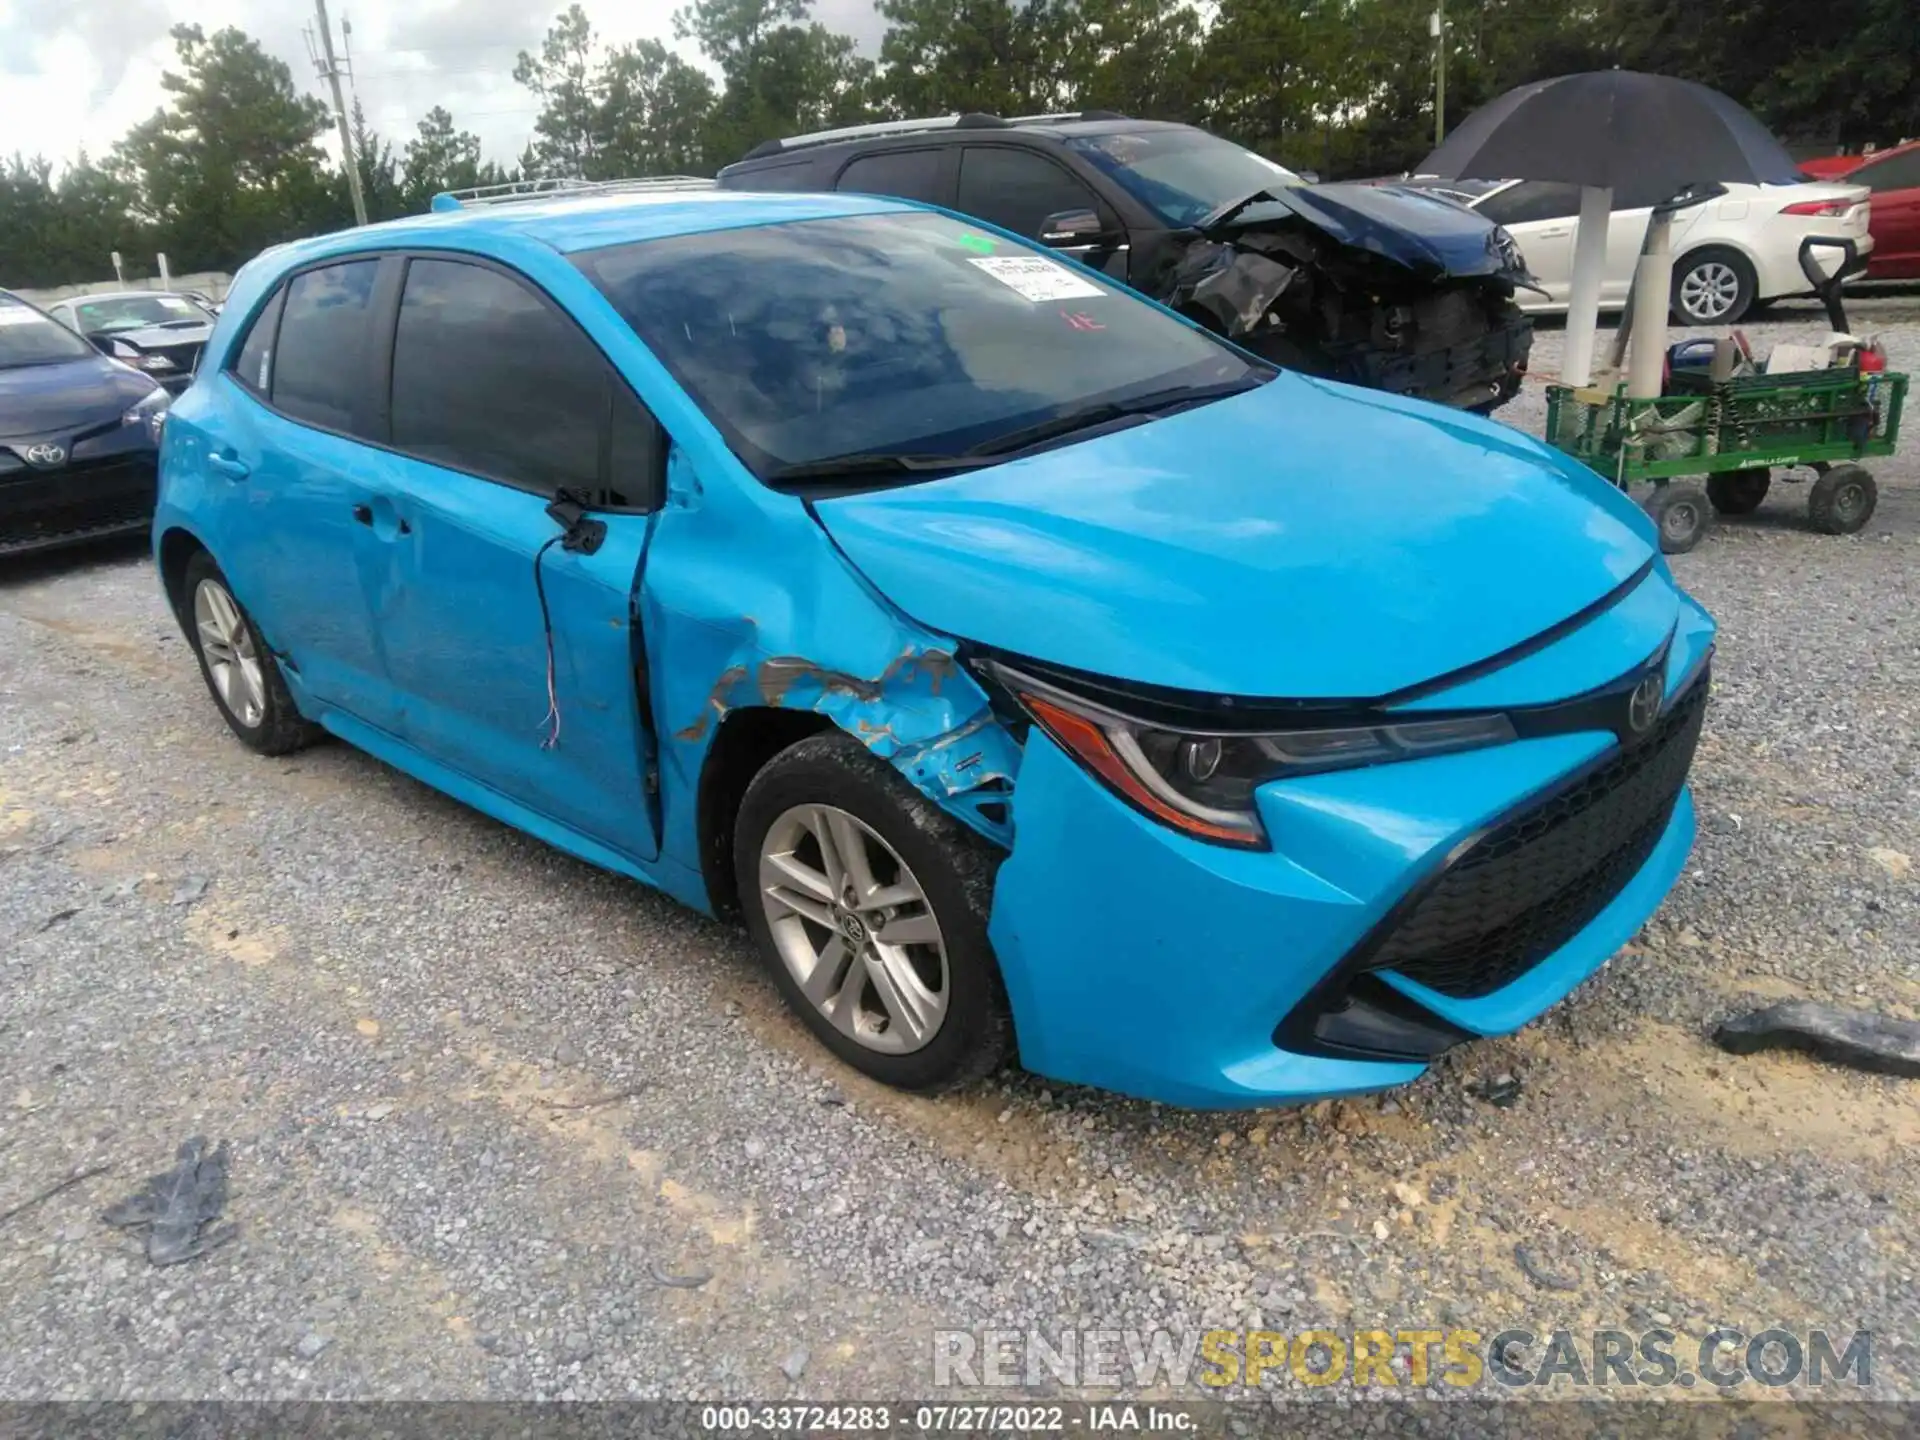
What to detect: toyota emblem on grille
<box><xmin>1627</xmin><ymin>673</ymin><xmax>1664</xmax><ymax>735</ymax></box>
<box><xmin>23</xmin><ymin>443</ymin><xmax>66</xmax><ymax>468</ymax></box>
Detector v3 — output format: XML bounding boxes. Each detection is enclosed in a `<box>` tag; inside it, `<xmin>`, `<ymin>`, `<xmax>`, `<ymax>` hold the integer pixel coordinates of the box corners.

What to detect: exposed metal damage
<box><xmin>675</xmin><ymin>643</ymin><xmax>1020</xmax><ymax>846</ymax></box>
<box><xmin>1164</xmin><ymin>186</ymin><xmax>1538</xmax><ymax>413</ymax></box>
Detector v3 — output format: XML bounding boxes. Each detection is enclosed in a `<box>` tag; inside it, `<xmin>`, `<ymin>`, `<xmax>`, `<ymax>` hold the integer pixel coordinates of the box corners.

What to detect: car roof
<box><xmin>247</xmin><ymin>187</ymin><xmax>917</xmax><ymax>273</ymax></box>
<box><xmin>722</xmin><ymin>116</ymin><xmax>1195</xmax><ymax>173</ymax></box>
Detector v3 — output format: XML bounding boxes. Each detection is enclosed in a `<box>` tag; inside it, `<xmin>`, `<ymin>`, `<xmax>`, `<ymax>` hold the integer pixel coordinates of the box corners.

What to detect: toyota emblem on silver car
<box><xmin>23</xmin><ymin>443</ymin><xmax>67</xmax><ymax>467</ymax></box>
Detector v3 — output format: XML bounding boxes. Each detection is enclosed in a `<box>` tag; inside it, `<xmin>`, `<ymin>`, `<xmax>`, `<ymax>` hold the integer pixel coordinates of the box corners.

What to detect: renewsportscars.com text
<box><xmin>932</xmin><ymin>1326</ymin><xmax>1873</xmax><ymax>1392</ymax></box>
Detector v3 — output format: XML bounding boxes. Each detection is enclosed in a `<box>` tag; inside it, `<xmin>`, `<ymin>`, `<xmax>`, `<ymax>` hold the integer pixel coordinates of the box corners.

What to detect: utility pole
<box><xmin>1432</xmin><ymin>0</ymin><xmax>1448</xmax><ymax>147</ymax></box>
<box><xmin>310</xmin><ymin>0</ymin><xmax>368</xmax><ymax>227</ymax></box>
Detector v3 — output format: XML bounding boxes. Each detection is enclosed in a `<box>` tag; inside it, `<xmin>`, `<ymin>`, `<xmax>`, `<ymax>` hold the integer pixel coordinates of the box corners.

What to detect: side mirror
<box><xmin>1039</xmin><ymin>208</ymin><xmax>1105</xmax><ymax>245</ymax></box>
<box><xmin>1297</xmin><ymin>169</ymin><xmax>1321</xmax><ymax>184</ymax></box>
<box><xmin>87</xmin><ymin>334</ymin><xmax>118</xmax><ymax>357</ymax></box>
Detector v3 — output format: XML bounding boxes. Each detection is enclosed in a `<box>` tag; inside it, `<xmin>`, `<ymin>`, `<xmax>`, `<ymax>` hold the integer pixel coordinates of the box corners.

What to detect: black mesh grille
<box><xmin>1372</xmin><ymin>673</ymin><xmax>1709</xmax><ymax>999</ymax></box>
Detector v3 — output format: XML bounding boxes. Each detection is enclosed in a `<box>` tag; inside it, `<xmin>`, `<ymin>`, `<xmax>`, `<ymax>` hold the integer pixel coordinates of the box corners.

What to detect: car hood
<box><xmin>813</xmin><ymin>376</ymin><xmax>1658</xmax><ymax>699</ymax></box>
<box><xmin>1216</xmin><ymin>182</ymin><xmax>1523</xmax><ymax>278</ymax></box>
<box><xmin>91</xmin><ymin>321</ymin><xmax>213</xmax><ymax>348</ymax></box>
<box><xmin>0</xmin><ymin>356</ymin><xmax>157</xmax><ymax>438</ymax></box>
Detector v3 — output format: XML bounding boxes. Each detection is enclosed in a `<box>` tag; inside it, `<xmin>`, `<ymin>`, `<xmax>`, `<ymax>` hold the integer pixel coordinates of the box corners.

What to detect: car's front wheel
<box><xmin>182</xmin><ymin>551</ymin><xmax>320</xmax><ymax>755</ymax></box>
<box><xmin>1672</xmin><ymin>247</ymin><xmax>1757</xmax><ymax>325</ymax></box>
<box><xmin>733</xmin><ymin>733</ymin><xmax>1012</xmax><ymax>1092</ymax></box>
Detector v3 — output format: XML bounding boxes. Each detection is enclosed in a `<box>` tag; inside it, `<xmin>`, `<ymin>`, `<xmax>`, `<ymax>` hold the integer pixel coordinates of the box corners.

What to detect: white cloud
<box><xmin>0</xmin><ymin>0</ymin><xmax>891</xmax><ymax>172</ymax></box>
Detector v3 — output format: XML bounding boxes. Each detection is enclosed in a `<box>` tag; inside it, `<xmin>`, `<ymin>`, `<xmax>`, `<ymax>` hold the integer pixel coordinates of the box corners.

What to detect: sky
<box><xmin>0</xmin><ymin>0</ymin><xmax>891</xmax><ymax>172</ymax></box>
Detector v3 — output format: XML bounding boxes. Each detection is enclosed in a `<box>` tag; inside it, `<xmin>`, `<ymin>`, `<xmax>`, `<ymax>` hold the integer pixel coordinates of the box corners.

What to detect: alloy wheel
<box><xmin>757</xmin><ymin>803</ymin><xmax>950</xmax><ymax>1054</ymax></box>
<box><xmin>1679</xmin><ymin>261</ymin><xmax>1740</xmax><ymax>321</ymax></box>
<box><xmin>193</xmin><ymin>578</ymin><xmax>267</xmax><ymax>728</ymax></box>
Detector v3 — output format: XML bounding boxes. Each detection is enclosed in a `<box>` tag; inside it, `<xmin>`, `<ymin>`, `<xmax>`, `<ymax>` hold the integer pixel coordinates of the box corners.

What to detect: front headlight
<box><xmin>994</xmin><ymin>663</ymin><xmax>1515</xmax><ymax>849</ymax></box>
<box><xmin>122</xmin><ymin>387</ymin><xmax>171</xmax><ymax>443</ymax></box>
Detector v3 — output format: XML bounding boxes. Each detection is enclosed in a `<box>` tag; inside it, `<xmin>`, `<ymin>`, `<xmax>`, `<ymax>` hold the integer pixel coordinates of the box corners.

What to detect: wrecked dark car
<box><xmin>718</xmin><ymin>114</ymin><xmax>1535</xmax><ymax>412</ymax></box>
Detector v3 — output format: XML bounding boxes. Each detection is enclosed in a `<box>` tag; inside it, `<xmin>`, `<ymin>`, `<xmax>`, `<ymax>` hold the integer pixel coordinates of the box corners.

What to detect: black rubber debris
<box><xmin>101</xmin><ymin>1137</ymin><xmax>237</xmax><ymax>1265</ymax></box>
<box><xmin>1514</xmin><ymin>1243</ymin><xmax>1580</xmax><ymax>1292</ymax></box>
<box><xmin>1713</xmin><ymin>1001</ymin><xmax>1920</xmax><ymax>1080</ymax></box>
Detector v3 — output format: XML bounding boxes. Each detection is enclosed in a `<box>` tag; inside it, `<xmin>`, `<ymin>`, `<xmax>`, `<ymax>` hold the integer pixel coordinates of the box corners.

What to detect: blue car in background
<box><xmin>1</xmin><ymin>290</ymin><xmax>171</xmax><ymax>557</ymax></box>
<box><xmin>154</xmin><ymin>184</ymin><xmax>1714</xmax><ymax>1108</ymax></box>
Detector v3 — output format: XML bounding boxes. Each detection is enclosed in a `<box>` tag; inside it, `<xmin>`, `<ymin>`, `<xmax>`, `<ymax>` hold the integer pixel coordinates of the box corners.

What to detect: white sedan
<box><xmin>1400</xmin><ymin>176</ymin><xmax>1872</xmax><ymax>325</ymax></box>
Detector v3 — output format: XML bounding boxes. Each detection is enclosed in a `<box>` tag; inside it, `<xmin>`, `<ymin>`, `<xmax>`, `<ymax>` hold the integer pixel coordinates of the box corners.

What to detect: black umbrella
<box><xmin>1419</xmin><ymin>70</ymin><xmax>1801</xmax><ymax>193</ymax></box>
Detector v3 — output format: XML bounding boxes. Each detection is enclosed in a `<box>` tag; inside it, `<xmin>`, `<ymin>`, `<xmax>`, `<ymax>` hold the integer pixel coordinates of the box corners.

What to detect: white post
<box><xmin>1560</xmin><ymin>184</ymin><xmax>1612</xmax><ymax>388</ymax></box>
<box><xmin>157</xmin><ymin>253</ymin><xmax>172</xmax><ymax>291</ymax></box>
<box><xmin>1625</xmin><ymin>212</ymin><xmax>1675</xmax><ymax>400</ymax></box>
<box><xmin>110</xmin><ymin>251</ymin><xmax>125</xmax><ymax>283</ymax></box>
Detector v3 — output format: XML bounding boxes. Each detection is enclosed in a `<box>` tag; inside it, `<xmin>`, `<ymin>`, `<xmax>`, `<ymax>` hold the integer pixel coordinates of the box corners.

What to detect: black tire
<box><xmin>1807</xmin><ymin>463</ymin><xmax>1878</xmax><ymax>535</ymax></box>
<box><xmin>1706</xmin><ymin>467</ymin><xmax>1772</xmax><ymax>515</ymax></box>
<box><xmin>1644</xmin><ymin>482</ymin><xmax>1711</xmax><ymax>554</ymax></box>
<box><xmin>1671</xmin><ymin>247</ymin><xmax>1757</xmax><ymax>326</ymax></box>
<box><xmin>733</xmin><ymin>732</ymin><xmax>1013</xmax><ymax>1092</ymax></box>
<box><xmin>182</xmin><ymin>551</ymin><xmax>321</xmax><ymax>755</ymax></box>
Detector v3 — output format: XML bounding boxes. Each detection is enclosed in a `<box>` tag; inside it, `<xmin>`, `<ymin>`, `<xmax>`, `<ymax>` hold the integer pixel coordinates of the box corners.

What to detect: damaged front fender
<box><xmin>673</xmin><ymin>642</ymin><xmax>1022</xmax><ymax>846</ymax></box>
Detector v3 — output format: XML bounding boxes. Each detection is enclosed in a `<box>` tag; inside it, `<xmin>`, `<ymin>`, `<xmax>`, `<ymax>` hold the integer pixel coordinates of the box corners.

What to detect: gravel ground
<box><xmin>2</xmin><ymin>295</ymin><xmax>1918</xmax><ymax>1410</ymax></box>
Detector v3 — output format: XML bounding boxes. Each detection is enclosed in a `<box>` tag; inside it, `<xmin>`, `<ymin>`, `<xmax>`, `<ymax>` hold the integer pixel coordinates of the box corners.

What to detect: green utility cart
<box><xmin>1545</xmin><ymin>364</ymin><xmax>1906</xmax><ymax>554</ymax></box>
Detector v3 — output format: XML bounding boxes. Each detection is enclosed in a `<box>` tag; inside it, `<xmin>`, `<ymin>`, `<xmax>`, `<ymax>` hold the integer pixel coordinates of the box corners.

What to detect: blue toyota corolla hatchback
<box><xmin>155</xmin><ymin>182</ymin><xmax>1715</xmax><ymax>1108</ymax></box>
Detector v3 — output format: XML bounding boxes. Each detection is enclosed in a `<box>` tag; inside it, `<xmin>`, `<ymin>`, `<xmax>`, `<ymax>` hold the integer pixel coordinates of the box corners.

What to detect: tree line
<box><xmin>3</xmin><ymin>0</ymin><xmax>1915</xmax><ymax>286</ymax></box>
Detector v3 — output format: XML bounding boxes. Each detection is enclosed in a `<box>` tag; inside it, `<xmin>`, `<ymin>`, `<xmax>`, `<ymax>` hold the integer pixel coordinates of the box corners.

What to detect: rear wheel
<box><xmin>1807</xmin><ymin>463</ymin><xmax>1877</xmax><ymax>534</ymax></box>
<box><xmin>1644</xmin><ymin>482</ymin><xmax>1711</xmax><ymax>554</ymax></box>
<box><xmin>733</xmin><ymin>733</ymin><xmax>1012</xmax><ymax>1092</ymax></box>
<box><xmin>1706</xmin><ymin>467</ymin><xmax>1771</xmax><ymax>515</ymax></box>
<box><xmin>1672</xmin><ymin>248</ymin><xmax>1757</xmax><ymax>325</ymax></box>
<box><xmin>183</xmin><ymin>552</ymin><xmax>320</xmax><ymax>755</ymax></box>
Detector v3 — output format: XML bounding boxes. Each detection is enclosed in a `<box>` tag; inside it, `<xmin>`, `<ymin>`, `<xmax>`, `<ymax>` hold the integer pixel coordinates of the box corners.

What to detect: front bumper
<box><xmin>0</xmin><ymin>445</ymin><xmax>158</xmax><ymax>558</ymax></box>
<box><xmin>986</xmin><ymin>583</ymin><xmax>1713</xmax><ymax>1109</ymax></box>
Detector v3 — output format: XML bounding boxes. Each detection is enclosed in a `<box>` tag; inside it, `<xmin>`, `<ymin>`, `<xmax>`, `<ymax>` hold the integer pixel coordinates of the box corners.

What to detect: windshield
<box><xmin>0</xmin><ymin>297</ymin><xmax>96</xmax><ymax>368</ymax></box>
<box><xmin>576</xmin><ymin>210</ymin><xmax>1266</xmax><ymax>481</ymax></box>
<box><xmin>70</xmin><ymin>294</ymin><xmax>210</xmax><ymax>333</ymax></box>
<box><xmin>1067</xmin><ymin>129</ymin><xmax>1304</xmax><ymax>228</ymax></box>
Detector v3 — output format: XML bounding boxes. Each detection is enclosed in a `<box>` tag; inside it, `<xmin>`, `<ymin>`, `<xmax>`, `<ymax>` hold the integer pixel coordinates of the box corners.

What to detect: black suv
<box><xmin>719</xmin><ymin>113</ymin><xmax>1534</xmax><ymax>412</ymax></box>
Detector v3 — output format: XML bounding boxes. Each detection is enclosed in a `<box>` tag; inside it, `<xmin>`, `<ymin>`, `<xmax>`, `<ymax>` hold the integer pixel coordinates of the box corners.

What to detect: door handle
<box><xmin>207</xmin><ymin>452</ymin><xmax>250</xmax><ymax>480</ymax></box>
<box><xmin>351</xmin><ymin>502</ymin><xmax>411</xmax><ymax>537</ymax></box>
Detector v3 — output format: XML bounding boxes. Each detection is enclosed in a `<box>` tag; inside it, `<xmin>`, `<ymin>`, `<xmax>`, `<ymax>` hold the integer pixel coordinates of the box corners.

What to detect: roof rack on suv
<box><xmin>429</xmin><ymin>176</ymin><xmax>716</xmax><ymax>213</ymax></box>
<box><xmin>741</xmin><ymin>110</ymin><xmax>1130</xmax><ymax>161</ymax></box>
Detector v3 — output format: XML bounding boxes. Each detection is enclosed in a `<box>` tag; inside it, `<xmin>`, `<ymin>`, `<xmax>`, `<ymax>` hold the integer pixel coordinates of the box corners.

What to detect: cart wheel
<box><xmin>1807</xmin><ymin>464</ymin><xmax>1877</xmax><ymax>535</ymax></box>
<box><xmin>1706</xmin><ymin>468</ymin><xmax>1771</xmax><ymax>515</ymax></box>
<box><xmin>1644</xmin><ymin>483</ymin><xmax>1712</xmax><ymax>554</ymax></box>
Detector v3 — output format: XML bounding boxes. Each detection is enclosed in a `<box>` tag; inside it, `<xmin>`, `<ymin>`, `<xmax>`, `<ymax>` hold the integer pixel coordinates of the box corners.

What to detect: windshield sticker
<box><xmin>969</xmin><ymin>256</ymin><xmax>1105</xmax><ymax>302</ymax></box>
<box><xmin>159</xmin><ymin>297</ymin><xmax>196</xmax><ymax>314</ymax></box>
<box><xmin>0</xmin><ymin>308</ymin><xmax>42</xmax><ymax>326</ymax></box>
<box><xmin>955</xmin><ymin>232</ymin><xmax>997</xmax><ymax>255</ymax></box>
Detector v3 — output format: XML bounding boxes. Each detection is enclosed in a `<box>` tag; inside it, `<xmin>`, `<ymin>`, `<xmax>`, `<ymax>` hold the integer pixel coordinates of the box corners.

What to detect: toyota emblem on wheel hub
<box><xmin>23</xmin><ymin>443</ymin><xmax>66</xmax><ymax>468</ymax></box>
<box><xmin>1627</xmin><ymin>673</ymin><xmax>1664</xmax><ymax>735</ymax></box>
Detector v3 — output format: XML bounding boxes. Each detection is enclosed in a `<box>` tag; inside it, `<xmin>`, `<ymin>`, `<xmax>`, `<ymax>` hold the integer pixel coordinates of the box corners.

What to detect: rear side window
<box><xmin>1855</xmin><ymin>150</ymin><xmax>1920</xmax><ymax>193</ymax></box>
<box><xmin>230</xmin><ymin>288</ymin><xmax>285</xmax><ymax>396</ymax></box>
<box><xmin>956</xmin><ymin>147</ymin><xmax>1102</xmax><ymax>238</ymax></box>
<box><xmin>1476</xmin><ymin>181</ymin><xmax>1581</xmax><ymax>226</ymax></box>
<box><xmin>389</xmin><ymin>258</ymin><xmax>611</xmax><ymax>497</ymax></box>
<box><xmin>734</xmin><ymin>160</ymin><xmax>823</xmax><ymax>192</ymax></box>
<box><xmin>837</xmin><ymin>150</ymin><xmax>945</xmax><ymax>205</ymax></box>
<box><xmin>272</xmin><ymin>261</ymin><xmax>380</xmax><ymax>432</ymax></box>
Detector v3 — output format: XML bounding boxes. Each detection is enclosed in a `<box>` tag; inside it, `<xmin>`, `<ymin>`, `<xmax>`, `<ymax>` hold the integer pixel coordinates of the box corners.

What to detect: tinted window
<box><xmin>272</xmin><ymin>261</ymin><xmax>380</xmax><ymax>433</ymax></box>
<box><xmin>0</xmin><ymin>294</ymin><xmax>95</xmax><ymax>367</ymax></box>
<box><xmin>734</xmin><ymin>159</ymin><xmax>822</xmax><ymax>192</ymax></box>
<box><xmin>575</xmin><ymin>210</ymin><xmax>1266</xmax><ymax>481</ymax></box>
<box><xmin>230</xmin><ymin>288</ymin><xmax>285</xmax><ymax>397</ymax></box>
<box><xmin>1066</xmin><ymin>130</ymin><xmax>1302</xmax><ymax>228</ymax></box>
<box><xmin>837</xmin><ymin>150</ymin><xmax>945</xmax><ymax>205</ymax></box>
<box><xmin>390</xmin><ymin>258</ymin><xmax>609</xmax><ymax>496</ymax></box>
<box><xmin>1475</xmin><ymin>181</ymin><xmax>1582</xmax><ymax>226</ymax></box>
<box><xmin>956</xmin><ymin>148</ymin><xmax>1102</xmax><ymax>238</ymax></box>
<box><xmin>1855</xmin><ymin>150</ymin><xmax>1920</xmax><ymax>193</ymax></box>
